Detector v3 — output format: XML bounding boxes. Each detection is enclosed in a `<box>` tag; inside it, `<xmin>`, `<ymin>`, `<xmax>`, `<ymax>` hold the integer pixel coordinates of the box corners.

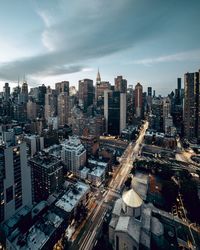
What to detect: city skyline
<box><xmin>0</xmin><ymin>0</ymin><xmax>200</xmax><ymax>94</ymax></box>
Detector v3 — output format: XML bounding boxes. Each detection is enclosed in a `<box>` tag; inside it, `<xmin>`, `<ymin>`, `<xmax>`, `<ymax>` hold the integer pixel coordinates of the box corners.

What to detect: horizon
<box><xmin>0</xmin><ymin>0</ymin><xmax>200</xmax><ymax>95</ymax></box>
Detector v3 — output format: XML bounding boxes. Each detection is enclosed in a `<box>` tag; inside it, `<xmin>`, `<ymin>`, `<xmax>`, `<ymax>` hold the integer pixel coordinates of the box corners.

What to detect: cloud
<box><xmin>0</xmin><ymin>0</ymin><xmax>176</xmax><ymax>82</ymax></box>
<box><xmin>132</xmin><ymin>49</ymin><xmax>200</xmax><ymax>66</ymax></box>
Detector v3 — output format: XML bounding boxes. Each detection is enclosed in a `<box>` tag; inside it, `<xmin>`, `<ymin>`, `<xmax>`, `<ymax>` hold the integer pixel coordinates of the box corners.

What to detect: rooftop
<box><xmin>89</xmin><ymin>166</ymin><xmax>105</xmax><ymax>178</ymax></box>
<box><xmin>55</xmin><ymin>181</ymin><xmax>89</xmax><ymax>213</ymax></box>
<box><xmin>8</xmin><ymin>211</ymin><xmax>63</xmax><ymax>250</ymax></box>
<box><xmin>29</xmin><ymin>152</ymin><xmax>61</xmax><ymax>168</ymax></box>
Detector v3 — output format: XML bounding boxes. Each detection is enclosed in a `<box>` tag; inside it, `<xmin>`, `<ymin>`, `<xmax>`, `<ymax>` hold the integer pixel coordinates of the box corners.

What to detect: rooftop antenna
<box><xmin>18</xmin><ymin>76</ymin><xmax>20</xmax><ymax>87</ymax></box>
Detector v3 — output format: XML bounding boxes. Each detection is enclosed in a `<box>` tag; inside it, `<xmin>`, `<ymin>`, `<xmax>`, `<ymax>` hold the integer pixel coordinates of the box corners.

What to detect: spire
<box><xmin>96</xmin><ymin>68</ymin><xmax>101</xmax><ymax>83</ymax></box>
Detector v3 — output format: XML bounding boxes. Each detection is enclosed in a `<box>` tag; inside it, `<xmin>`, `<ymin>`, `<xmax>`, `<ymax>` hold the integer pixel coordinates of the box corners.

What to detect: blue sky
<box><xmin>0</xmin><ymin>0</ymin><xmax>200</xmax><ymax>95</ymax></box>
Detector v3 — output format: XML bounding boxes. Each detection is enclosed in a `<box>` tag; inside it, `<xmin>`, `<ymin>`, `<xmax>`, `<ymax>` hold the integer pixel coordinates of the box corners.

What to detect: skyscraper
<box><xmin>147</xmin><ymin>87</ymin><xmax>152</xmax><ymax>97</ymax></box>
<box><xmin>135</xmin><ymin>83</ymin><xmax>143</xmax><ymax>118</ymax></box>
<box><xmin>104</xmin><ymin>90</ymin><xmax>126</xmax><ymax>135</ymax></box>
<box><xmin>55</xmin><ymin>81</ymin><xmax>69</xmax><ymax>95</ymax></box>
<box><xmin>95</xmin><ymin>70</ymin><xmax>111</xmax><ymax>107</ymax></box>
<box><xmin>44</xmin><ymin>86</ymin><xmax>57</xmax><ymax>122</ymax></box>
<box><xmin>114</xmin><ymin>76</ymin><xmax>127</xmax><ymax>93</ymax></box>
<box><xmin>20</xmin><ymin>80</ymin><xmax>28</xmax><ymax>103</ymax></box>
<box><xmin>61</xmin><ymin>136</ymin><xmax>86</xmax><ymax>174</ymax></box>
<box><xmin>78</xmin><ymin>79</ymin><xmax>94</xmax><ymax>110</ymax></box>
<box><xmin>57</xmin><ymin>92</ymin><xmax>69</xmax><ymax>127</ymax></box>
<box><xmin>29</xmin><ymin>153</ymin><xmax>63</xmax><ymax>203</ymax></box>
<box><xmin>184</xmin><ymin>70</ymin><xmax>200</xmax><ymax>141</ymax></box>
<box><xmin>3</xmin><ymin>83</ymin><xmax>10</xmax><ymax>102</ymax></box>
<box><xmin>0</xmin><ymin>140</ymin><xmax>32</xmax><ymax>222</ymax></box>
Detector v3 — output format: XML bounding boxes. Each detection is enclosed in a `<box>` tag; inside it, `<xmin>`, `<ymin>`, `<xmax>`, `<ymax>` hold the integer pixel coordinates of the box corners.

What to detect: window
<box><xmin>6</xmin><ymin>186</ymin><xmax>13</xmax><ymax>203</ymax></box>
<box><xmin>116</xmin><ymin>235</ymin><xmax>119</xmax><ymax>250</ymax></box>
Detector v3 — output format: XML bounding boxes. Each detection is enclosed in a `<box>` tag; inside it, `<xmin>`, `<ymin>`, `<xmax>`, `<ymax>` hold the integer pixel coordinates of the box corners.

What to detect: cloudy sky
<box><xmin>0</xmin><ymin>0</ymin><xmax>200</xmax><ymax>94</ymax></box>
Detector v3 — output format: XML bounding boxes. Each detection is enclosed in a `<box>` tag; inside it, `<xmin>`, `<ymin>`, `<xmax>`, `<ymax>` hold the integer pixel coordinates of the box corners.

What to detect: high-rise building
<box><xmin>29</xmin><ymin>153</ymin><xmax>63</xmax><ymax>203</ymax></box>
<box><xmin>78</xmin><ymin>79</ymin><xmax>94</xmax><ymax>110</ymax></box>
<box><xmin>19</xmin><ymin>81</ymin><xmax>28</xmax><ymax>103</ymax></box>
<box><xmin>150</xmin><ymin>97</ymin><xmax>163</xmax><ymax>131</ymax></box>
<box><xmin>61</xmin><ymin>136</ymin><xmax>86</xmax><ymax>174</ymax></box>
<box><xmin>114</xmin><ymin>76</ymin><xmax>127</xmax><ymax>93</ymax></box>
<box><xmin>96</xmin><ymin>81</ymin><xmax>111</xmax><ymax>107</ymax></box>
<box><xmin>57</xmin><ymin>92</ymin><xmax>69</xmax><ymax>127</ymax></box>
<box><xmin>55</xmin><ymin>81</ymin><xmax>69</xmax><ymax>95</ymax></box>
<box><xmin>38</xmin><ymin>84</ymin><xmax>47</xmax><ymax>106</ymax></box>
<box><xmin>3</xmin><ymin>83</ymin><xmax>10</xmax><ymax>102</ymax></box>
<box><xmin>135</xmin><ymin>83</ymin><xmax>143</xmax><ymax>118</ymax></box>
<box><xmin>27</xmin><ymin>98</ymin><xmax>38</xmax><ymax>121</ymax></box>
<box><xmin>44</xmin><ymin>86</ymin><xmax>57</xmax><ymax>121</ymax></box>
<box><xmin>184</xmin><ymin>70</ymin><xmax>200</xmax><ymax>141</ymax></box>
<box><xmin>147</xmin><ymin>87</ymin><xmax>152</xmax><ymax>97</ymax></box>
<box><xmin>127</xmin><ymin>86</ymin><xmax>134</xmax><ymax>125</ymax></box>
<box><xmin>104</xmin><ymin>90</ymin><xmax>126</xmax><ymax>135</ymax></box>
<box><xmin>0</xmin><ymin>140</ymin><xmax>32</xmax><ymax>222</ymax></box>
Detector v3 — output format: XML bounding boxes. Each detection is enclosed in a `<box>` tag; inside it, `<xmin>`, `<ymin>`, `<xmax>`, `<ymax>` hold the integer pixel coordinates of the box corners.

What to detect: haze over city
<box><xmin>0</xmin><ymin>0</ymin><xmax>200</xmax><ymax>94</ymax></box>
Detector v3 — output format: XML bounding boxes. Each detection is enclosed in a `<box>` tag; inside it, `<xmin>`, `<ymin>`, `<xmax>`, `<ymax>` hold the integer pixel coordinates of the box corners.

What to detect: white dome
<box><xmin>122</xmin><ymin>188</ymin><xmax>143</xmax><ymax>208</ymax></box>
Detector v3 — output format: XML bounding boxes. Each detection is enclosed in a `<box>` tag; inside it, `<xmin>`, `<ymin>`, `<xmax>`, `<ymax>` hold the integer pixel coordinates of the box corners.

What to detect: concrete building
<box><xmin>3</xmin><ymin>82</ymin><xmax>10</xmax><ymax>102</ymax></box>
<box><xmin>29</xmin><ymin>153</ymin><xmax>63</xmax><ymax>203</ymax></box>
<box><xmin>61</xmin><ymin>136</ymin><xmax>86</xmax><ymax>174</ymax></box>
<box><xmin>135</xmin><ymin>83</ymin><xmax>143</xmax><ymax>118</ymax></box>
<box><xmin>55</xmin><ymin>181</ymin><xmax>90</xmax><ymax>215</ymax></box>
<box><xmin>1</xmin><ymin>202</ymin><xmax>67</xmax><ymax>250</ymax></box>
<box><xmin>57</xmin><ymin>92</ymin><xmax>69</xmax><ymax>127</ymax></box>
<box><xmin>78</xmin><ymin>79</ymin><xmax>93</xmax><ymax>110</ymax></box>
<box><xmin>55</xmin><ymin>81</ymin><xmax>69</xmax><ymax>95</ymax></box>
<box><xmin>114</xmin><ymin>76</ymin><xmax>127</xmax><ymax>93</ymax></box>
<box><xmin>24</xmin><ymin>135</ymin><xmax>44</xmax><ymax>157</ymax></box>
<box><xmin>45</xmin><ymin>86</ymin><xmax>57</xmax><ymax>122</ymax></box>
<box><xmin>184</xmin><ymin>70</ymin><xmax>200</xmax><ymax>141</ymax></box>
<box><xmin>0</xmin><ymin>141</ymin><xmax>32</xmax><ymax>222</ymax></box>
<box><xmin>104</xmin><ymin>90</ymin><xmax>126</xmax><ymax>135</ymax></box>
<box><xmin>27</xmin><ymin>99</ymin><xmax>38</xmax><ymax>121</ymax></box>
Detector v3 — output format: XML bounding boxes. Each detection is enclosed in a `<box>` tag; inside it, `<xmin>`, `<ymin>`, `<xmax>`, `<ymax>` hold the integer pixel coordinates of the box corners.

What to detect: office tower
<box><xmin>177</xmin><ymin>77</ymin><xmax>181</xmax><ymax>90</ymax></box>
<box><xmin>135</xmin><ymin>83</ymin><xmax>143</xmax><ymax>118</ymax></box>
<box><xmin>147</xmin><ymin>87</ymin><xmax>152</xmax><ymax>97</ymax></box>
<box><xmin>19</xmin><ymin>80</ymin><xmax>28</xmax><ymax>103</ymax></box>
<box><xmin>13</xmin><ymin>103</ymin><xmax>27</xmax><ymax>122</ymax></box>
<box><xmin>127</xmin><ymin>86</ymin><xmax>134</xmax><ymax>124</ymax></box>
<box><xmin>172</xmin><ymin>78</ymin><xmax>183</xmax><ymax>134</ymax></box>
<box><xmin>27</xmin><ymin>98</ymin><xmax>38</xmax><ymax>121</ymax></box>
<box><xmin>162</xmin><ymin>97</ymin><xmax>173</xmax><ymax>133</ymax></box>
<box><xmin>29</xmin><ymin>153</ymin><xmax>63</xmax><ymax>203</ymax></box>
<box><xmin>184</xmin><ymin>70</ymin><xmax>200</xmax><ymax>141</ymax></box>
<box><xmin>163</xmin><ymin>97</ymin><xmax>171</xmax><ymax>118</ymax></box>
<box><xmin>96</xmin><ymin>69</ymin><xmax>101</xmax><ymax>85</ymax></box>
<box><xmin>0</xmin><ymin>140</ymin><xmax>32</xmax><ymax>222</ymax></box>
<box><xmin>38</xmin><ymin>84</ymin><xmax>47</xmax><ymax>105</ymax></box>
<box><xmin>114</xmin><ymin>76</ymin><xmax>127</xmax><ymax>93</ymax></box>
<box><xmin>146</xmin><ymin>87</ymin><xmax>152</xmax><ymax>112</ymax></box>
<box><xmin>55</xmin><ymin>81</ymin><xmax>69</xmax><ymax>95</ymax></box>
<box><xmin>78</xmin><ymin>79</ymin><xmax>94</xmax><ymax>110</ymax></box>
<box><xmin>175</xmin><ymin>78</ymin><xmax>182</xmax><ymax>106</ymax></box>
<box><xmin>3</xmin><ymin>83</ymin><xmax>10</xmax><ymax>102</ymax></box>
<box><xmin>151</xmin><ymin>97</ymin><xmax>163</xmax><ymax>131</ymax></box>
<box><xmin>44</xmin><ymin>86</ymin><xmax>57</xmax><ymax>121</ymax></box>
<box><xmin>153</xmin><ymin>90</ymin><xmax>156</xmax><ymax>97</ymax></box>
<box><xmin>61</xmin><ymin>136</ymin><xmax>86</xmax><ymax>174</ymax></box>
<box><xmin>104</xmin><ymin>90</ymin><xmax>126</xmax><ymax>135</ymax></box>
<box><xmin>96</xmin><ymin>72</ymin><xmax>111</xmax><ymax>107</ymax></box>
<box><xmin>57</xmin><ymin>92</ymin><xmax>69</xmax><ymax>127</ymax></box>
<box><xmin>24</xmin><ymin>135</ymin><xmax>44</xmax><ymax>157</ymax></box>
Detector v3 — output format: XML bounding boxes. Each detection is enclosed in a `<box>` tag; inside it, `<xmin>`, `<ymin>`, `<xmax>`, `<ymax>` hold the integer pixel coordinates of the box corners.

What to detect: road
<box><xmin>70</xmin><ymin>121</ymin><xmax>149</xmax><ymax>250</ymax></box>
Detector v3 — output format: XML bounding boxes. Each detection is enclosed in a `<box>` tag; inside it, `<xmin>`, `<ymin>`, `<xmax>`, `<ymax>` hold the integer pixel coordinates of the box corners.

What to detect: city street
<box><xmin>69</xmin><ymin>121</ymin><xmax>149</xmax><ymax>250</ymax></box>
